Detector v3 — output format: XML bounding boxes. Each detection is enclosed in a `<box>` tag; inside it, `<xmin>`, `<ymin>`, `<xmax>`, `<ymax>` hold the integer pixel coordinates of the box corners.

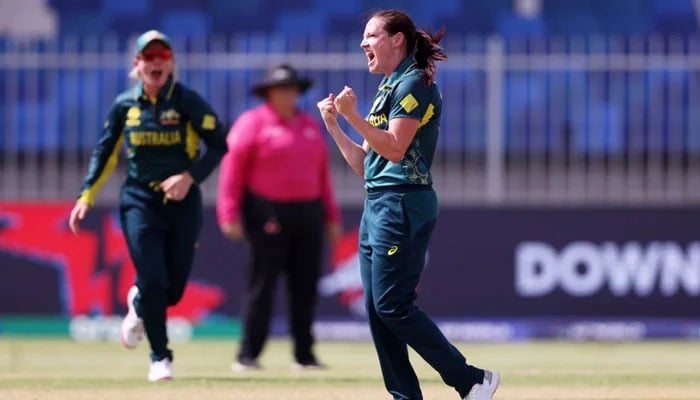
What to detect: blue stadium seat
<box><xmin>313</xmin><ymin>0</ymin><xmax>360</xmax><ymax>16</ymax></box>
<box><xmin>546</xmin><ymin>15</ymin><xmax>600</xmax><ymax>36</ymax></box>
<box><xmin>57</xmin><ymin>12</ymin><xmax>108</xmax><ymax>36</ymax></box>
<box><xmin>439</xmin><ymin>0</ymin><xmax>511</xmax><ymax>35</ymax></box>
<box><xmin>593</xmin><ymin>0</ymin><xmax>653</xmax><ymax>35</ymax></box>
<box><xmin>159</xmin><ymin>10</ymin><xmax>211</xmax><ymax>37</ymax></box>
<box><xmin>543</xmin><ymin>0</ymin><xmax>598</xmax><ymax>35</ymax></box>
<box><xmin>208</xmin><ymin>0</ymin><xmax>261</xmax><ymax>34</ymax></box>
<box><xmin>207</xmin><ymin>0</ymin><xmax>261</xmax><ymax>15</ymax></box>
<box><xmin>410</xmin><ymin>0</ymin><xmax>461</xmax><ymax>27</ymax></box>
<box><xmin>655</xmin><ymin>16</ymin><xmax>698</xmax><ymax>34</ymax></box>
<box><xmin>43</xmin><ymin>0</ymin><xmax>700</xmax><ymax>37</ymax></box>
<box><xmin>650</xmin><ymin>0</ymin><xmax>694</xmax><ymax>14</ymax></box>
<box><xmin>102</xmin><ymin>0</ymin><xmax>151</xmax><ymax>17</ymax></box>
<box><xmin>268</xmin><ymin>0</ymin><xmax>313</xmax><ymax>11</ymax></box>
<box><xmin>106</xmin><ymin>15</ymin><xmax>157</xmax><ymax>37</ymax></box>
<box><xmin>362</xmin><ymin>0</ymin><xmax>412</xmax><ymax>11</ymax></box>
<box><xmin>276</xmin><ymin>11</ymin><xmax>326</xmax><ymax>35</ymax></box>
<box><xmin>497</xmin><ymin>13</ymin><xmax>547</xmax><ymax>37</ymax></box>
<box><xmin>151</xmin><ymin>0</ymin><xmax>206</xmax><ymax>10</ymax></box>
<box><xmin>48</xmin><ymin>0</ymin><xmax>99</xmax><ymax>12</ymax></box>
<box><xmin>327</xmin><ymin>16</ymin><xmax>365</xmax><ymax>37</ymax></box>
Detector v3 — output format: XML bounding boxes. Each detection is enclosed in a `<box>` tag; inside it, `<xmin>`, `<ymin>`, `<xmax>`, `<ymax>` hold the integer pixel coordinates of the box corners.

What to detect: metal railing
<box><xmin>1</xmin><ymin>35</ymin><xmax>699</xmax><ymax>205</ymax></box>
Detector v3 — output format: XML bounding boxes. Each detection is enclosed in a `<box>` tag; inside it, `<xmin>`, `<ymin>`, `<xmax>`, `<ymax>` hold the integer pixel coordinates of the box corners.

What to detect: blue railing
<box><xmin>2</xmin><ymin>35</ymin><xmax>700</xmax><ymax>156</ymax></box>
<box><xmin>3</xmin><ymin>34</ymin><xmax>700</xmax><ymax>204</ymax></box>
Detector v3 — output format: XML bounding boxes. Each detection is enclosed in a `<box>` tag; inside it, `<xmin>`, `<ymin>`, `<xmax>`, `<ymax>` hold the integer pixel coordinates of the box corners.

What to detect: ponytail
<box><xmin>413</xmin><ymin>27</ymin><xmax>446</xmax><ymax>86</ymax></box>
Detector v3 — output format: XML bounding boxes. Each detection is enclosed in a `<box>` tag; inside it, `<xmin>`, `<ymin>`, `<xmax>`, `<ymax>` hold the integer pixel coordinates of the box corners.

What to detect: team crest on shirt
<box><xmin>126</xmin><ymin>107</ymin><xmax>141</xmax><ymax>127</ymax></box>
<box><xmin>160</xmin><ymin>109</ymin><xmax>181</xmax><ymax>126</ymax></box>
<box><xmin>371</xmin><ymin>93</ymin><xmax>389</xmax><ymax>113</ymax></box>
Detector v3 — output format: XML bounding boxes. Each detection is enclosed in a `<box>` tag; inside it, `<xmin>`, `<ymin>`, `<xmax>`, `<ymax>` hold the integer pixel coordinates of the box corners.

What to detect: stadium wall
<box><xmin>1</xmin><ymin>202</ymin><xmax>699</xmax><ymax>341</ymax></box>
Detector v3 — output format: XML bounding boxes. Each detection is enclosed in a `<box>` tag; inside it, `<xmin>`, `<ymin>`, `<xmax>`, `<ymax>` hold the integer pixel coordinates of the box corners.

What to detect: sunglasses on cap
<box><xmin>139</xmin><ymin>49</ymin><xmax>173</xmax><ymax>62</ymax></box>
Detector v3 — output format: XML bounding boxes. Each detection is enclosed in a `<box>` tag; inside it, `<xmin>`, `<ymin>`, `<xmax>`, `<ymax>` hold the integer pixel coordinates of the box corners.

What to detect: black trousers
<box><xmin>238</xmin><ymin>191</ymin><xmax>325</xmax><ymax>363</ymax></box>
<box><xmin>120</xmin><ymin>178</ymin><xmax>203</xmax><ymax>362</ymax></box>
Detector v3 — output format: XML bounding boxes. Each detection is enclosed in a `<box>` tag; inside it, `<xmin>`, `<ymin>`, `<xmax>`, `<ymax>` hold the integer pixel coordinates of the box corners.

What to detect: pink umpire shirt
<box><xmin>216</xmin><ymin>103</ymin><xmax>341</xmax><ymax>226</ymax></box>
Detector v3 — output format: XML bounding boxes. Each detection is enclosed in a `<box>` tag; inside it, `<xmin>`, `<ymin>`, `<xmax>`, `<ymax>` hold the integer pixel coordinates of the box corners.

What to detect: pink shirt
<box><xmin>217</xmin><ymin>103</ymin><xmax>341</xmax><ymax>226</ymax></box>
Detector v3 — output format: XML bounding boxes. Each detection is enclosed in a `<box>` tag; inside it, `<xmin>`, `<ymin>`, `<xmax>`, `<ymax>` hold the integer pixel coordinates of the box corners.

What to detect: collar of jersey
<box><xmin>379</xmin><ymin>57</ymin><xmax>416</xmax><ymax>91</ymax></box>
<box><xmin>136</xmin><ymin>74</ymin><xmax>176</xmax><ymax>102</ymax></box>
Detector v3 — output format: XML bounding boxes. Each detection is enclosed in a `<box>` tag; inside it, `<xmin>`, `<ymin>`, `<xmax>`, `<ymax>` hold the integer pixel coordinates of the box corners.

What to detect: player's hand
<box><xmin>334</xmin><ymin>86</ymin><xmax>357</xmax><ymax>117</ymax></box>
<box><xmin>220</xmin><ymin>222</ymin><xmax>245</xmax><ymax>241</ymax></box>
<box><xmin>325</xmin><ymin>222</ymin><xmax>343</xmax><ymax>246</ymax></box>
<box><xmin>161</xmin><ymin>172</ymin><xmax>194</xmax><ymax>202</ymax></box>
<box><xmin>68</xmin><ymin>201</ymin><xmax>91</xmax><ymax>235</ymax></box>
<box><xmin>317</xmin><ymin>93</ymin><xmax>338</xmax><ymax>125</ymax></box>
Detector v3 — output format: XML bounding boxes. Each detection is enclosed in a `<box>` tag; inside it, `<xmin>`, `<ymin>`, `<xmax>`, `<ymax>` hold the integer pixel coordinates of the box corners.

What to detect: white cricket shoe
<box><xmin>120</xmin><ymin>286</ymin><xmax>144</xmax><ymax>349</ymax></box>
<box><xmin>148</xmin><ymin>358</ymin><xmax>173</xmax><ymax>382</ymax></box>
<box><xmin>231</xmin><ymin>358</ymin><xmax>261</xmax><ymax>372</ymax></box>
<box><xmin>463</xmin><ymin>370</ymin><xmax>500</xmax><ymax>400</ymax></box>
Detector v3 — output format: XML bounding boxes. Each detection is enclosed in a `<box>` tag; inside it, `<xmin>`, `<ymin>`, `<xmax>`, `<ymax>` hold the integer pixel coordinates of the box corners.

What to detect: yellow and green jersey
<box><xmin>363</xmin><ymin>57</ymin><xmax>442</xmax><ymax>189</ymax></box>
<box><xmin>78</xmin><ymin>75</ymin><xmax>227</xmax><ymax>205</ymax></box>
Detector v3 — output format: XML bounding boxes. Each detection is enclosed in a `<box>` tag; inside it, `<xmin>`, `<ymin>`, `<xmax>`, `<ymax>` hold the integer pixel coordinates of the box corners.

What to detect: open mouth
<box><xmin>366</xmin><ymin>51</ymin><xmax>375</xmax><ymax>64</ymax></box>
<box><xmin>150</xmin><ymin>69</ymin><xmax>164</xmax><ymax>80</ymax></box>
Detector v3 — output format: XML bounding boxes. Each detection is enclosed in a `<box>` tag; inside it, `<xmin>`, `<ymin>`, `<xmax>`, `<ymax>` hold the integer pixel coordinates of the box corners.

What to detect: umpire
<box><xmin>217</xmin><ymin>64</ymin><xmax>342</xmax><ymax>371</ymax></box>
<box><xmin>68</xmin><ymin>30</ymin><xmax>227</xmax><ymax>382</ymax></box>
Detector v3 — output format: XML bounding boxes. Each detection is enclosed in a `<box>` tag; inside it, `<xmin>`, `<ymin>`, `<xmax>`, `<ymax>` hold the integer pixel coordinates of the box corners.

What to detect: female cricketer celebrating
<box><xmin>317</xmin><ymin>10</ymin><xmax>500</xmax><ymax>400</ymax></box>
<box><xmin>68</xmin><ymin>30</ymin><xmax>227</xmax><ymax>382</ymax></box>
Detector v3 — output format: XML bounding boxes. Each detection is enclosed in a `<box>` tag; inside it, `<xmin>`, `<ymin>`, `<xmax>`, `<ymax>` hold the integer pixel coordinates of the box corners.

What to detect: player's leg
<box><xmin>119</xmin><ymin>183</ymin><xmax>173</xmax><ymax>373</ymax></box>
<box><xmin>370</xmin><ymin>189</ymin><xmax>484</xmax><ymax>398</ymax></box>
<box><xmin>363</xmin><ymin>193</ymin><xmax>422</xmax><ymax>400</ymax></box>
<box><xmin>164</xmin><ymin>186</ymin><xmax>203</xmax><ymax>307</ymax></box>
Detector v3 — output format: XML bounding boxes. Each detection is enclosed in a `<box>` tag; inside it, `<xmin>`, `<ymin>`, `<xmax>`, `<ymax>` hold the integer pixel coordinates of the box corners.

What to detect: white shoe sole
<box><xmin>148</xmin><ymin>375</ymin><xmax>173</xmax><ymax>382</ymax></box>
<box><xmin>231</xmin><ymin>362</ymin><xmax>261</xmax><ymax>372</ymax></box>
<box><xmin>121</xmin><ymin>286</ymin><xmax>144</xmax><ymax>349</ymax></box>
<box><xmin>489</xmin><ymin>371</ymin><xmax>501</xmax><ymax>397</ymax></box>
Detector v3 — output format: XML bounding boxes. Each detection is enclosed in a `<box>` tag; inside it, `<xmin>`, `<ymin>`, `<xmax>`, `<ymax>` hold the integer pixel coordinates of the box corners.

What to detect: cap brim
<box><xmin>139</xmin><ymin>39</ymin><xmax>172</xmax><ymax>53</ymax></box>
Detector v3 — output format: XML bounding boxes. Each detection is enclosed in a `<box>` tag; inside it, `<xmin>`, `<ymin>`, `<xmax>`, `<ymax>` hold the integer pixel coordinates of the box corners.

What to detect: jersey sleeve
<box><xmin>388</xmin><ymin>76</ymin><xmax>434</xmax><ymax>122</ymax></box>
<box><xmin>77</xmin><ymin>100</ymin><xmax>126</xmax><ymax>206</ymax></box>
<box><xmin>182</xmin><ymin>89</ymin><xmax>228</xmax><ymax>184</ymax></box>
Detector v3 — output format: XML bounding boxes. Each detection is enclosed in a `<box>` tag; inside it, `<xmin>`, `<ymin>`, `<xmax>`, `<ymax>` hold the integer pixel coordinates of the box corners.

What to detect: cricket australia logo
<box><xmin>160</xmin><ymin>109</ymin><xmax>181</xmax><ymax>126</ymax></box>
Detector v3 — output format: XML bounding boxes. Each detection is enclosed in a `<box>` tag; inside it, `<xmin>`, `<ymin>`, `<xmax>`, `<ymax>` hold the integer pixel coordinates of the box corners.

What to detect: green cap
<box><xmin>135</xmin><ymin>30</ymin><xmax>172</xmax><ymax>54</ymax></box>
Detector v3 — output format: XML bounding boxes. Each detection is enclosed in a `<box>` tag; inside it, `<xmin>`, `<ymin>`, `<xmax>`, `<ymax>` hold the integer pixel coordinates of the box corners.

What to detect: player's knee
<box><xmin>138</xmin><ymin>281</ymin><xmax>168</xmax><ymax>305</ymax></box>
<box><xmin>166</xmin><ymin>287</ymin><xmax>186</xmax><ymax>306</ymax></box>
<box><xmin>373</xmin><ymin>298</ymin><xmax>412</xmax><ymax>322</ymax></box>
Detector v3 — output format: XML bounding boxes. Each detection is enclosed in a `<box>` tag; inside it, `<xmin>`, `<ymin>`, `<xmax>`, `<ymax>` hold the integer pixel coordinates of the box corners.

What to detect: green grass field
<box><xmin>0</xmin><ymin>338</ymin><xmax>698</xmax><ymax>399</ymax></box>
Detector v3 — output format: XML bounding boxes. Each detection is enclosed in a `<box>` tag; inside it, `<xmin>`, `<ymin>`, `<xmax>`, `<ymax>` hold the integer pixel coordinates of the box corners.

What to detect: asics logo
<box><xmin>387</xmin><ymin>245</ymin><xmax>399</xmax><ymax>256</ymax></box>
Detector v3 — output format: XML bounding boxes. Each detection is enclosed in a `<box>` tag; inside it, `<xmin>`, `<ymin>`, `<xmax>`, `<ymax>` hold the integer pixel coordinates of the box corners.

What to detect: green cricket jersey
<box><xmin>363</xmin><ymin>57</ymin><xmax>442</xmax><ymax>189</ymax></box>
<box><xmin>78</xmin><ymin>75</ymin><xmax>227</xmax><ymax>205</ymax></box>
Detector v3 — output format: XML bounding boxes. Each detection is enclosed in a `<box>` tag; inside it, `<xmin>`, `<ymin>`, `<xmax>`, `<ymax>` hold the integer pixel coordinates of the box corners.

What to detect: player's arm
<box><xmin>77</xmin><ymin>100</ymin><xmax>126</xmax><ymax>206</ymax></box>
<box><xmin>70</xmin><ymin>100</ymin><xmax>125</xmax><ymax>234</ymax></box>
<box><xmin>317</xmin><ymin>94</ymin><xmax>367</xmax><ymax>178</ymax></box>
<box><xmin>334</xmin><ymin>84</ymin><xmax>425</xmax><ymax>163</ymax></box>
<box><xmin>342</xmin><ymin>113</ymin><xmax>418</xmax><ymax>163</ymax></box>
<box><xmin>182</xmin><ymin>90</ymin><xmax>228</xmax><ymax>184</ymax></box>
<box><xmin>325</xmin><ymin>121</ymin><xmax>368</xmax><ymax>178</ymax></box>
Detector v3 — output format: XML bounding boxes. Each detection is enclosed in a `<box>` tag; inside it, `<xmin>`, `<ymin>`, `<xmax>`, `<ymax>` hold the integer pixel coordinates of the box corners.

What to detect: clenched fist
<box><xmin>317</xmin><ymin>93</ymin><xmax>338</xmax><ymax>125</ymax></box>
<box><xmin>334</xmin><ymin>86</ymin><xmax>357</xmax><ymax>117</ymax></box>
